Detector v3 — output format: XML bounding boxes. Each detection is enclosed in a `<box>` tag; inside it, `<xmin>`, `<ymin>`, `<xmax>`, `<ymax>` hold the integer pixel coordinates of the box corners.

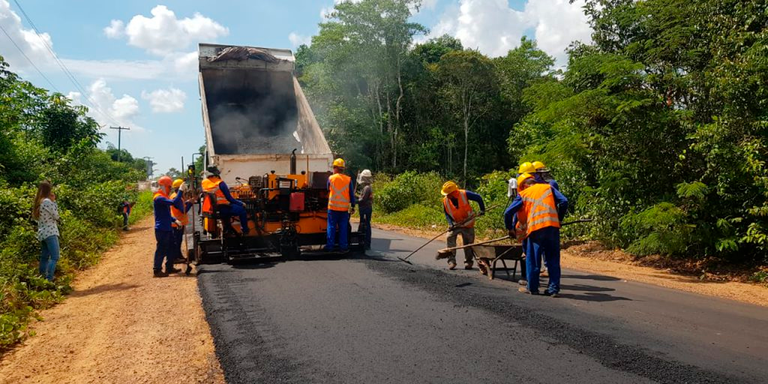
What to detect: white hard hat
<box><xmin>357</xmin><ymin>169</ymin><xmax>373</xmax><ymax>184</ymax></box>
<box><xmin>360</xmin><ymin>169</ymin><xmax>372</xmax><ymax>178</ymax></box>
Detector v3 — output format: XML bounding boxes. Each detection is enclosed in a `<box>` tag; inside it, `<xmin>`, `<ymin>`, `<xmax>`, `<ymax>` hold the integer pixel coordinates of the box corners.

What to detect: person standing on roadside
<box><xmin>119</xmin><ymin>199</ymin><xmax>134</xmax><ymax>231</ymax></box>
<box><xmin>326</xmin><ymin>158</ymin><xmax>356</xmax><ymax>252</ymax></box>
<box><xmin>356</xmin><ymin>169</ymin><xmax>374</xmax><ymax>250</ymax></box>
<box><xmin>170</xmin><ymin>179</ymin><xmax>194</xmax><ymax>261</ymax></box>
<box><xmin>153</xmin><ymin>176</ymin><xmax>184</xmax><ymax>277</ymax></box>
<box><xmin>32</xmin><ymin>181</ymin><xmax>60</xmax><ymax>282</ymax></box>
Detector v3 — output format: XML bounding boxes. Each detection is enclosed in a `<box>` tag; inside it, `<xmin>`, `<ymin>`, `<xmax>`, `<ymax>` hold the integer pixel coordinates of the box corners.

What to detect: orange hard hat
<box><xmin>158</xmin><ymin>176</ymin><xmax>173</xmax><ymax>187</ymax></box>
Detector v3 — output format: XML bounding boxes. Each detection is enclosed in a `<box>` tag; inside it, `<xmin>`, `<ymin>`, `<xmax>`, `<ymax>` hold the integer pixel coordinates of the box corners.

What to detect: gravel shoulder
<box><xmin>0</xmin><ymin>217</ymin><xmax>224</xmax><ymax>384</ymax></box>
<box><xmin>371</xmin><ymin>222</ymin><xmax>768</xmax><ymax>308</ymax></box>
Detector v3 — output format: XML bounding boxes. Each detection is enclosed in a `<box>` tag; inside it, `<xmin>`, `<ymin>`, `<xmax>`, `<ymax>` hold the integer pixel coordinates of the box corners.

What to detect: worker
<box><xmin>518</xmin><ymin>162</ymin><xmax>536</xmax><ymax>176</ymax></box>
<box><xmin>153</xmin><ymin>176</ymin><xmax>184</xmax><ymax>277</ymax></box>
<box><xmin>504</xmin><ymin>173</ymin><xmax>568</xmax><ymax>296</ymax></box>
<box><xmin>201</xmin><ymin>166</ymin><xmax>249</xmax><ymax>235</ymax></box>
<box><xmin>533</xmin><ymin>161</ymin><xmax>560</xmax><ymax>191</ymax></box>
<box><xmin>118</xmin><ymin>199</ymin><xmax>134</xmax><ymax>231</ymax></box>
<box><xmin>437</xmin><ymin>181</ymin><xmax>485</xmax><ymax>271</ymax></box>
<box><xmin>326</xmin><ymin>158</ymin><xmax>356</xmax><ymax>252</ymax></box>
<box><xmin>170</xmin><ymin>179</ymin><xmax>194</xmax><ymax>262</ymax></box>
<box><xmin>356</xmin><ymin>169</ymin><xmax>374</xmax><ymax>250</ymax></box>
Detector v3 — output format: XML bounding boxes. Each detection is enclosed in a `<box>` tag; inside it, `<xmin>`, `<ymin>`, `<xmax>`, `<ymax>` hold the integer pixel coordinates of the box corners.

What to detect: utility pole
<box><xmin>143</xmin><ymin>156</ymin><xmax>155</xmax><ymax>179</ymax></box>
<box><xmin>110</xmin><ymin>126</ymin><xmax>130</xmax><ymax>162</ymax></box>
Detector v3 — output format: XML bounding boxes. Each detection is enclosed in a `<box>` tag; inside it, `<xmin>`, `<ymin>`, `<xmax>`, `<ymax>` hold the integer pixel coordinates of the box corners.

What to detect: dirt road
<box><xmin>0</xmin><ymin>217</ymin><xmax>224</xmax><ymax>384</ymax></box>
<box><xmin>199</xmin><ymin>228</ymin><xmax>768</xmax><ymax>384</ymax></box>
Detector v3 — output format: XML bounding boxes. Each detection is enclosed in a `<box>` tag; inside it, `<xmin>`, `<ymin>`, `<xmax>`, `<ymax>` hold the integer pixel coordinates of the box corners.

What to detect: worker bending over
<box><xmin>326</xmin><ymin>158</ymin><xmax>356</xmax><ymax>252</ymax></box>
<box><xmin>437</xmin><ymin>181</ymin><xmax>485</xmax><ymax>271</ymax></box>
<box><xmin>153</xmin><ymin>176</ymin><xmax>184</xmax><ymax>277</ymax></box>
<box><xmin>202</xmin><ymin>166</ymin><xmax>249</xmax><ymax>235</ymax></box>
<box><xmin>170</xmin><ymin>179</ymin><xmax>194</xmax><ymax>261</ymax></box>
<box><xmin>504</xmin><ymin>173</ymin><xmax>568</xmax><ymax>296</ymax></box>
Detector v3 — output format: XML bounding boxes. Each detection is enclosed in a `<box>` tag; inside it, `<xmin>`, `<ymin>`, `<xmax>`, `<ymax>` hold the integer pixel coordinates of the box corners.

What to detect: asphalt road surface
<box><xmin>198</xmin><ymin>228</ymin><xmax>768</xmax><ymax>384</ymax></box>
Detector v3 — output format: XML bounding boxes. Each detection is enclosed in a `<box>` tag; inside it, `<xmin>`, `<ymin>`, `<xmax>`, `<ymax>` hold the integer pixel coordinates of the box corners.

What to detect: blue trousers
<box><xmin>219</xmin><ymin>204</ymin><xmax>249</xmax><ymax>234</ymax></box>
<box><xmin>154</xmin><ymin>230</ymin><xmax>173</xmax><ymax>271</ymax></box>
<box><xmin>358</xmin><ymin>206</ymin><xmax>372</xmax><ymax>248</ymax></box>
<box><xmin>326</xmin><ymin>210</ymin><xmax>350</xmax><ymax>250</ymax></box>
<box><xmin>523</xmin><ymin>227</ymin><xmax>561</xmax><ymax>294</ymax></box>
<box><xmin>172</xmin><ymin>226</ymin><xmax>184</xmax><ymax>259</ymax></box>
<box><xmin>39</xmin><ymin>235</ymin><xmax>60</xmax><ymax>281</ymax></box>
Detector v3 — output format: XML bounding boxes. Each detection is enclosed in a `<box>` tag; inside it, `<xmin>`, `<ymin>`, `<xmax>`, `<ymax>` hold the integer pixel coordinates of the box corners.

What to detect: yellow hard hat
<box><xmin>518</xmin><ymin>162</ymin><xmax>536</xmax><ymax>174</ymax></box>
<box><xmin>441</xmin><ymin>181</ymin><xmax>459</xmax><ymax>196</ymax></box>
<box><xmin>172</xmin><ymin>179</ymin><xmax>184</xmax><ymax>189</ymax></box>
<box><xmin>533</xmin><ymin>161</ymin><xmax>548</xmax><ymax>171</ymax></box>
<box><xmin>517</xmin><ymin>173</ymin><xmax>534</xmax><ymax>190</ymax></box>
<box><xmin>333</xmin><ymin>158</ymin><xmax>346</xmax><ymax>168</ymax></box>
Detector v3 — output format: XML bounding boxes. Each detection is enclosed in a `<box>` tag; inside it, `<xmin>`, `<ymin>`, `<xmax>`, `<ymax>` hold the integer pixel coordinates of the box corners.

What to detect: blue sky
<box><xmin>1</xmin><ymin>0</ymin><xmax>591</xmax><ymax>175</ymax></box>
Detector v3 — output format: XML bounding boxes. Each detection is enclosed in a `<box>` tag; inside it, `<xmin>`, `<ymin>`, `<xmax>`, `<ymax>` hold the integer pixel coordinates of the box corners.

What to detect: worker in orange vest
<box><xmin>170</xmin><ymin>179</ymin><xmax>194</xmax><ymax>261</ymax></box>
<box><xmin>153</xmin><ymin>176</ymin><xmax>184</xmax><ymax>277</ymax></box>
<box><xmin>504</xmin><ymin>173</ymin><xmax>568</xmax><ymax>296</ymax></box>
<box><xmin>438</xmin><ymin>181</ymin><xmax>485</xmax><ymax>271</ymax></box>
<box><xmin>326</xmin><ymin>158</ymin><xmax>356</xmax><ymax>252</ymax></box>
<box><xmin>202</xmin><ymin>167</ymin><xmax>249</xmax><ymax>235</ymax></box>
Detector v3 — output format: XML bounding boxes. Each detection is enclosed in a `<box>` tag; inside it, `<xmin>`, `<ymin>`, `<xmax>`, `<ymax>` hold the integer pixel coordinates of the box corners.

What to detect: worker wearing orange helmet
<box><xmin>153</xmin><ymin>175</ymin><xmax>184</xmax><ymax>277</ymax></box>
<box><xmin>437</xmin><ymin>181</ymin><xmax>485</xmax><ymax>271</ymax></box>
<box><xmin>504</xmin><ymin>173</ymin><xmax>568</xmax><ymax>296</ymax></box>
<box><xmin>326</xmin><ymin>158</ymin><xmax>356</xmax><ymax>252</ymax></box>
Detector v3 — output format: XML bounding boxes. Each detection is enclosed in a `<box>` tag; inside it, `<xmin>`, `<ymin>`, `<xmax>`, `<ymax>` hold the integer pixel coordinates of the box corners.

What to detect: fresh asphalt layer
<box><xmin>197</xmin><ymin>228</ymin><xmax>768</xmax><ymax>384</ymax></box>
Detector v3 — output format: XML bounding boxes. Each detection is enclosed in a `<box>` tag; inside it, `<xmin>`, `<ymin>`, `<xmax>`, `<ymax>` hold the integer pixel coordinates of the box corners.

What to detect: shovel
<box><xmin>397</xmin><ymin>213</ymin><xmax>481</xmax><ymax>265</ymax></box>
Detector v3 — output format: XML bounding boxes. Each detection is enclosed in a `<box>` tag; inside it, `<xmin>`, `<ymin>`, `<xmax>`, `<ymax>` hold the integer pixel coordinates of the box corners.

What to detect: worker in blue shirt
<box><xmin>153</xmin><ymin>176</ymin><xmax>184</xmax><ymax>277</ymax></box>
<box><xmin>202</xmin><ymin>167</ymin><xmax>249</xmax><ymax>235</ymax></box>
<box><xmin>326</xmin><ymin>158</ymin><xmax>356</xmax><ymax>252</ymax></box>
<box><xmin>504</xmin><ymin>173</ymin><xmax>568</xmax><ymax>296</ymax></box>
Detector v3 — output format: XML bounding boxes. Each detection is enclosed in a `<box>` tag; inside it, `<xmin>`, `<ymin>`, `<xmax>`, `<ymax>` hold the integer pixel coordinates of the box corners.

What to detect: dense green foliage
<box><xmin>301</xmin><ymin>0</ymin><xmax>768</xmax><ymax>265</ymax></box>
<box><xmin>0</xmin><ymin>56</ymin><xmax>151</xmax><ymax>348</ymax></box>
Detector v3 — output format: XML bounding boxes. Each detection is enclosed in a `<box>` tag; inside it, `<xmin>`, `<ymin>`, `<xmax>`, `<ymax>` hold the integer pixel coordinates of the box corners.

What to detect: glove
<box><xmin>174</xmin><ymin>220</ymin><xmax>182</xmax><ymax>227</ymax></box>
<box><xmin>179</xmin><ymin>182</ymin><xmax>188</xmax><ymax>192</ymax></box>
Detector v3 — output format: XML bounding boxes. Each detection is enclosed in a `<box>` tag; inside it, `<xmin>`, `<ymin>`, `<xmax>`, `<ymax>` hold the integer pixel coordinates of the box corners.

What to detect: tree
<box><xmin>437</xmin><ymin>50</ymin><xmax>499</xmax><ymax>184</ymax></box>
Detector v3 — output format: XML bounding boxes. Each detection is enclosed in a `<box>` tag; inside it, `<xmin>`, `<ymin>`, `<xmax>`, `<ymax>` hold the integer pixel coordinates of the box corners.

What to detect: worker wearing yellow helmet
<box><xmin>503</xmin><ymin>172</ymin><xmax>568</xmax><ymax>296</ymax></box>
<box><xmin>533</xmin><ymin>161</ymin><xmax>560</xmax><ymax>191</ymax></box>
<box><xmin>326</xmin><ymin>158</ymin><xmax>356</xmax><ymax>252</ymax></box>
<box><xmin>437</xmin><ymin>181</ymin><xmax>486</xmax><ymax>272</ymax></box>
<box><xmin>169</xmin><ymin>179</ymin><xmax>194</xmax><ymax>264</ymax></box>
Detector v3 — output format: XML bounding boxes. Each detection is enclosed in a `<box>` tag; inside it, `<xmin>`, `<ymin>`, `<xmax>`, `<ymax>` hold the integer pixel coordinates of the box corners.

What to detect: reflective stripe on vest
<box><xmin>517</xmin><ymin>183</ymin><xmax>560</xmax><ymax>238</ymax></box>
<box><xmin>328</xmin><ymin>173</ymin><xmax>351</xmax><ymax>211</ymax></box>
<box><xmin>202</xmin><ymin>177</ymin><xmax>229</xmax><ymax>206</ymax></box>
<box><xmin>170</xmin><ymin>192</ymin><xmax>188</xmax><ymax>227</ymax></box>
<box><xmin>443</xmin><ymin>190</ymin><xmax>475</xmax><ymax>228</ymax></box>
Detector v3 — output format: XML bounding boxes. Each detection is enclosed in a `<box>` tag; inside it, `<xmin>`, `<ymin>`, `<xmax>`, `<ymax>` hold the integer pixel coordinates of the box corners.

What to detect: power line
<box><xmin>11</xmin><ymin>0</ymin><xmax>122</xmax><ymax>126</ymax></box>
<box><xmin>0</xmin><ymin>23</ymin><xmax>60</xmax><ymax>93</ymax></box>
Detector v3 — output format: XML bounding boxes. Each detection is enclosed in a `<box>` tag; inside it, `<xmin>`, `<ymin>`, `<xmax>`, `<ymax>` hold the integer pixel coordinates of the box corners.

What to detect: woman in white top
<box><xmin>32</xmin><ymin>181</ymin><xmax>60</xmax><ymax>281</ymax></box>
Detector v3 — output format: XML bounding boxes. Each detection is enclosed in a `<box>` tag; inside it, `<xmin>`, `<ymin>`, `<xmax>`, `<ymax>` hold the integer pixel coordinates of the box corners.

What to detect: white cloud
<box><xmin>141</xmin><ymin>87</ymin><xmax>187</xmax><ymax>113</ymax></box>
<box><xmin>103</xmin><ymin>19</ymin><xmax>124</xmax><ymax>38</ymax></box>
<box><xmin>427</xmin><ymin>0</ymin><xmax>592</xmax><ymax>67</ymax></box>
<box><xmin>67</xmin><ymin>79</ymin><xmax>143</xmax><ymax>131</ymax></box>
<box><xmin>288</xmin><ymin>32</ymin><xmax>311</xmax><ymax>48</ymax></box>
<box><xmin>0</xmin><ymin>0</ymin><xmax>55</xmax><ymax>71</ymax></box>
<box><xmin>107</xmin><ymin>5</ymin><xmax>229</xmax><ymax>56</ymax></box>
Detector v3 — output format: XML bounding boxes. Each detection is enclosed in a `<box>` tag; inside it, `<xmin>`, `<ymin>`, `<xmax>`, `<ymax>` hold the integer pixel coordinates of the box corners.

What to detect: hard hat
<box><xmin>333</xmin><ymin>158</ymin><xmax>346</xmax><ymax>168</ymax></box>
<box><xmin>533</xmin><ymin>161</ymin><xmax>549</xmax><ymax>172</ymax></box>
<box><xmin>206</xmin><ymin>166</ymin><xmax>220</xmax><ymax>176</ymax></box>
<box><xmin>172</xmin><ymin>179</ymin><xmax>184</xmax><ymax>189</ymax></box>
<box><xmin>158</xmin><ymin>176</ymin><xmax>173</xmax><ymax>187</ymax></box>
<box><xmin>357</xmin><ymin>169</ymin><xmax>373</xmax><ymax>184</ymax></box>
<box><xmin>517</xmin><ymin>173</ymin><xmax>534</xmax><ymax>190</ymax></box>
<box><xmin>360</xmin><ymin>169</ymin><xmax>372</xmax><ymax>178</ymax></box>
<box><xmin>518</xmin><ymin>162</ymin><xmax>536</xmax><ymax>174</ymax></box>
<box><xmin>441</xmin><ymin>181</ymin><xmax>459</xmax><ymax>196</ymax></box>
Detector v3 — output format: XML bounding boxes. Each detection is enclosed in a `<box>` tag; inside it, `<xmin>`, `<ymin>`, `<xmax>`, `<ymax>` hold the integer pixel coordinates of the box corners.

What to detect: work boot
<box><xmin>153</xmin><ymin>270</ymin><xmax>168</xmax><ymax>278</ymax></box>
<box><xmin>518</xmin><ymin>287</ymin><xmax>539</xmax><ymax>295</ymax></box>
<box><xmin>464</xmin><ymin>262</ymin><xmax>473</xmax><ymax>270</ymax></box>
<box><xmin>543</xmin><ymin>290</ymin><xmax>559</xmax><ymax>298</ymax></box>
<box><xmin>448</xmin><ymin>261</ymin><xmax>457</xmax><ymax>270</ymax></box>
<box><xmin>165</xmin><ymin>266</ymin><xmax>181</xmax><ymax>274</ymax></box>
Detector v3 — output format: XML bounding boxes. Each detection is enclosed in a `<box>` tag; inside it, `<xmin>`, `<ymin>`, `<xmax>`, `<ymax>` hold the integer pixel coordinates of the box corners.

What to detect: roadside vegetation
<box><xmin>0</xmin><ymin>56</ymin><xmax>151</xmax><ymax>349</ymax></box>
<box><xmin>299</xmin><ymin>0</ymin><xmax>768</xmax><ymax>279</ymax></box>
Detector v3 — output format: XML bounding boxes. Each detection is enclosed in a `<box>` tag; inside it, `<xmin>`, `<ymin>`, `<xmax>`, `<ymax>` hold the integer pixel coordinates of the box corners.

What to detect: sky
<box><xmin>0</xmin><ymin>0</ymin><xmax>592</xmax><ymax>175</ymax></box>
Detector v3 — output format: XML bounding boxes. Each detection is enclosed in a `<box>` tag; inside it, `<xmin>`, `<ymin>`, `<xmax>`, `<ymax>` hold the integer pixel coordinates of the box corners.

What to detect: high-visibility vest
<box><xmin>443</xmin><ymin>190</ymin><xmax>475</xmax><ymax>228</ymax></box>
<box><xmin>328</xmin><ymin>173</ymin><xmax>351</xmax><ymax>211</ymax></box>
<box><xmin>170</xmin><ymin>191</ymin><xmax>188</xmax><ymax>227</ymax></box>
<box><xmin>202</xmin><ymin>177</ymin><xmax>230</xmax><ymax>210</ymax></box>
<box><xmin>517</xmin><ymin>183</ymin><xmax>560</xmax><ymax>238</ymax></box>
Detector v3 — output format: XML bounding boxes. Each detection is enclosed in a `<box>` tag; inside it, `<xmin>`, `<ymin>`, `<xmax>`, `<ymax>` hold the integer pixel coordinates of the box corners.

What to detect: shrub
<box><xmin>374</xmin><ymin>171</ymin><xmax>443</xmax><ymax>213</ymax></box>
<box><xmin>620</xmin><ymin>202</ymin><xmax>692</xmax><ymax>257</ymax></box>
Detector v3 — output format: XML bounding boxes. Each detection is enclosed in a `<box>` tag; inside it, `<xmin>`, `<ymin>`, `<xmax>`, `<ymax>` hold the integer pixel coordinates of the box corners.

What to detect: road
<box><xmin>197</xmin><ymin>228</ymin><xmax>768</xmax><ymax>384</ymax></box>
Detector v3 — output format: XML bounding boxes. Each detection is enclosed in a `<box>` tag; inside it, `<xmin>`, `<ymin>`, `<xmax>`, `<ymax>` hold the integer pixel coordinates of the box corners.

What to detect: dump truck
<box><xmin>191</xmin><ymin>43</ymin><xmax>363</xmax><ymax>263</ymax></box>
